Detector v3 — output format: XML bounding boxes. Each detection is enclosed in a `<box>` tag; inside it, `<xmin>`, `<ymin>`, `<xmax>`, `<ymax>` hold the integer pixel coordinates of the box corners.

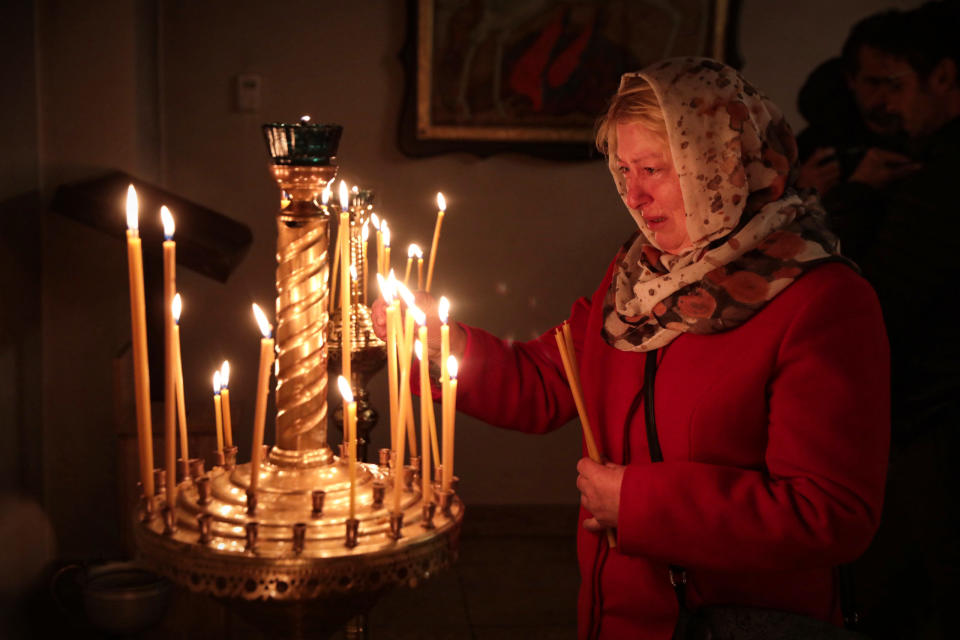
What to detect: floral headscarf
<box><xmin>602</xmin><ymin>58</ymin><xmax>851</xmax><ymax>352</ymax></box>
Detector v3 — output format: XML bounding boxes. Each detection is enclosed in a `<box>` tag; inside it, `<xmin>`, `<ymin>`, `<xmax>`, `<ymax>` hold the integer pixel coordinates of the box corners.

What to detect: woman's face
<box><xmin>614</xmin><ymin>122</ymin><xmax>691</xmax><ymax>254</ymax></box>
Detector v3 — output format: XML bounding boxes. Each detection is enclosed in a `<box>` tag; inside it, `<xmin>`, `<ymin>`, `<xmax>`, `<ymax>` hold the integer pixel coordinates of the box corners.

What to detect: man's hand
<box><xmin>577</xmin><ymin>457</ymin><xmax>625</xmax><ymax>533</ymax></box>
<box><xmin>796</xmin><ymin>147</ymin><xmax>841</xmax><ymax>194</ymax></box>
<box><xmin>849</xmin><ymin>148</ymin><xmax>921</xmax><ymax>189</ymax></box>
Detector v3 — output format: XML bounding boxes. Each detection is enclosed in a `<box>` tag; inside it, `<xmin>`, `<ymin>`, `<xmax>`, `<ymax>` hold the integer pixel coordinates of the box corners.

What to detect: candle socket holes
<box><xmin>378</xmin><ymin>448</ymin><xmax>391</xmax><ymax>469</ymax></box>
<box><xmin>338</xmin><ymin>443</ymin><xmax>348</xmax><ymax>462</ymax></box>
<box><xmin>311</xmin><ymin>490</ymin><xmax>326</xmax><ymax>517</ymax></box>
<box><xmin>190</xmin><ymin>458</ymin><xmax>205</xmax><ymax>479</ymax></box>
<box><xmin>345</xmin><ymin>518</ymin><xmax>360</xmax><ymax>548</ymax></box>
<box><xmin>421</xmin><ymin>502</ymin><xmax>436</xmax><ymax>530</ymax></box>
<box><xmin>293</xmin><ymin>523</ymin><xmax>307</xmax><ymax>555</ymax></box>
<box><xmin>215</xmin><ymin>450</ymin><xmax>226</xmax><ymax>468</ymax></box>
<box><xmin>196</xmin><ymin>477</ymin><xmax>211</xmax><ymax>505</ymax></box>
<box><xmin>437</xmin><ymin>490</ymin><xmax>454</xmax><ymax>517</ymax></box>
<box><xmin>389</xmin><ymin>513</ymin><xmax>404</xmax><ymax>540</ymax></box>
<box><xmin>162</xmin><ymin>505</ymin><xmax>176</xmax><ymax>536</ymax></box>
<box><xmin>372</xmin><ymin>481</ymin><xmax>385</xmax><ymax>509</ymax></box>
<box><xmin>178</xmin><ymin>458</ymin><xmax>190</xmax><ymax>484</ymax></box>
<box><xmin>403</xmin><ymin>466</ymin><xmax>417</xmax><ymax>492</ymax></box>
<box><xmin>224</xmin><ymin>446</ymin><xmax>238</xmax><ymax>470</ymax></box>
<box><xmin>198</xmin><ymin>513</ymin><xmax>213</xmax><ymax>544</ymax></box>
<box><xmin>245</xmin><ymin>521</ymin><xmax>259</xmax><ymax>552</ymax></box>
<box><xmin>154</xmin><ymin>469</ymin><xmax>167</xmax><ymax>493</ymax></box>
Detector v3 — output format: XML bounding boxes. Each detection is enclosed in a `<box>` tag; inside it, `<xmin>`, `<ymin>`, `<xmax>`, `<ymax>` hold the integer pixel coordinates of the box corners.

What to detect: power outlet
<box><xmin>235</xmin><ymin>74</ymin><xmax>261</xmax><ymax>112</ymax></box>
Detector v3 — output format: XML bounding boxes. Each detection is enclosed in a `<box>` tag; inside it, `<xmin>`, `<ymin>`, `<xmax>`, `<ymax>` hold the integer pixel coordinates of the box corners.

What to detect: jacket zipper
<box><xmin>587</xmin><ymin>351</ymin><xmax>655</xmax><ymax>639</ymax></box>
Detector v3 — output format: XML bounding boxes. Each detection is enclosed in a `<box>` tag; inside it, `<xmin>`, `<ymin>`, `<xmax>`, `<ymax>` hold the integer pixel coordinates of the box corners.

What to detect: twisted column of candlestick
<box><xmin>273</xmin><ymin>164</ymin><xmax>337</xmax><ymax>455</ymax></box>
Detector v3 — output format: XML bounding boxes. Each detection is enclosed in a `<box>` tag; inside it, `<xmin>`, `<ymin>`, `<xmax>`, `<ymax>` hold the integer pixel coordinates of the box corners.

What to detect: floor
<box><xmin>24</xmin><ymin>504</ymin><xmax>581</xmax><ymax>639</ymax></box>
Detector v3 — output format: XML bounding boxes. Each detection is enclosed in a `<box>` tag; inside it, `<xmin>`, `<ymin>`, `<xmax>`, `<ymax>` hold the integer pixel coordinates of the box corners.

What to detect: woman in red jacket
<box><xmin>383</xmin><ymin>58</ymin><xmax>890</xmax><ymax>639</ymax></box>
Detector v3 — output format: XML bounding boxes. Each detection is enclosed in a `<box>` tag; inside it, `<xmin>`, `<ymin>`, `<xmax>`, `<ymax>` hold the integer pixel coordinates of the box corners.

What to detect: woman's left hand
<box><xmin>576</xmin><ymin>458</ymin><xmax>625</xmax><ymax>532</ymax></box>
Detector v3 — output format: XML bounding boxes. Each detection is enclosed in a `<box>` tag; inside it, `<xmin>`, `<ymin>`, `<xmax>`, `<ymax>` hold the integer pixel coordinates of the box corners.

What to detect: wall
<box><xmin>0</xmin><ymin>0</ymin><xmax>931</xmax><ymax>562</ymax></box>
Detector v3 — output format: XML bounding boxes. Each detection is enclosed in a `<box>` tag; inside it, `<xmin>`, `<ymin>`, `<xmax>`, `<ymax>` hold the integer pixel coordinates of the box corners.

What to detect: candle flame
<box><xmin>377</xmin><ymin>272</ymin><xmax>395</xmax><ymax>303</ymax></box>
<box><xmin>438</xmin><ymin>296</ymin><xmax>450</xmax><ymax>324</ymax></box>
<box><xmin>172</xmin><ymin>293</ymin><xmax>182</xmax><ymax>323</ymax></box>
<box><xmin>220</xmin><ymin>360</ymin><xmax>230</xmax><ymax>387</ymax></box>
<box><xmin>160</xmin><ymin>205</ymin><xmax>175</xmax><ymax>240</ymax></box>
<box><xmin>351</xmin><ymin>185</ymin><xmax>359</xmax><ymax>194</ymax></box>
<box><xmin>300</xmin><ymin>114</ymin><xmax>311</xmax><ymax>123</ymax></box>
<box><xmin>447</xmin><ymin>355</ymin><xmax>459</xmax><ymax>379</ymax></box>
<box><xmin>321</xmin><ymin>184</ymin><xmax>331</xmax><ymax>205</ymax></box>
<box><xmin>371</xmin><ymin>213</ymin><xmax>380</xmax><ymax>229</ymax></box>
<box><xmin>408</xmin><ymin>243</ymin><xmax>422</xmax><ymax>259</ymax></box>
<box><xmin>339</xmin><ymin>180</ymin><xmax>349</xmax><ymax>210</ymax></box>
<box><xmin>437</xmin><ymin>192</ymin><xmax>446</xmax><ymax>212</ymax></box>
<box><xmin>252</xmin><ymin>303</ymin><xmax>272</xmax><ymax>338</ymax></box>
<box><xmin>337</xmin><ymin>375</ymin><xmax>354</xmax><ymax>404</ymax></box>
<box><xmin>411</xmin><ymin>305</ymin><xmax>426</xmax><ymax>326</ymax></box>
<box><xmin>126</xmin><ymin>185</ymin><xmax>138</xmax><ymax>231</ymax></box>
<box><xmin>382</xmin><ymin>221</ymin><xmax>391</xmax><ymax>247</ymax></box>
<box><xmin>362</xmin><ymin>221</ymin><xmax>370</xmax><ymax>242</ymax></box>
<box><xmin>415</xmin><ymin>339</ymin><xmax>424</xmax><ymax>361</ymax></box>
<box><xmin>395</xmin><ymin>281</ymin><xmax>415</xmax><ymax>308</ymax></box>
<box><xmin>213</xmin><ymin>370</ymin><xmax>222</xmax><ymax>394</ymax></box>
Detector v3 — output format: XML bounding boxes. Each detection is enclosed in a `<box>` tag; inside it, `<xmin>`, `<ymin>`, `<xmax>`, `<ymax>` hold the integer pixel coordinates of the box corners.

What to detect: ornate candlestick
<box><xmin>133</xmin><ymin>118</ymin><xmax>462</xmax><ymax>639</ymax></box>
<box><xmin>328</xmin><ymin>187</ymin><xmax>386</xmax><ymax>462</ymax></box>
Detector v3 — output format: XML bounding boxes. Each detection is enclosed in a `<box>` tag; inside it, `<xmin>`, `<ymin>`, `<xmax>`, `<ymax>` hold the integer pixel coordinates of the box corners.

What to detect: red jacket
<box><xmin>452</xmin><ymin>261</ymin><xmax>890</xmax><ymax>639</ymax></box>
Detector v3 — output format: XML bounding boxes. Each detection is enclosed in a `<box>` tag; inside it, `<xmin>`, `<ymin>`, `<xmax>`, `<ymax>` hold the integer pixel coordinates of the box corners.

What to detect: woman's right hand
<box><xmin>370</xmin><ymin>292</ymin><xmax>467</xmax><ymax>365</ymax></box>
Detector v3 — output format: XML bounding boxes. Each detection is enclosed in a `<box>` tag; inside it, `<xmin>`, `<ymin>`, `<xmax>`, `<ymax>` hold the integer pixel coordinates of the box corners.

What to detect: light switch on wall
<box><xmin>235</xmin><ymin>74</ymin><xmax>261</xmax><ymax>112</ymax></box>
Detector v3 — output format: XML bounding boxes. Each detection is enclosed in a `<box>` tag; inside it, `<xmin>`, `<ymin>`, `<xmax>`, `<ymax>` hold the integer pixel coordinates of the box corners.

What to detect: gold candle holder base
<box><xmin>345</xmin><ymin>518</ymin><xmax>359</xmax><ymax>548</ymax></box>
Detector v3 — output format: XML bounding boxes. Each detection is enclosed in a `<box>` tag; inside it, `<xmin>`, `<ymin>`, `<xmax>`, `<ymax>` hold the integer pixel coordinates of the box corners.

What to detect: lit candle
<box><xmin>172</xmin><ymin>294</ymin><xmax>188</xmax><ymax>462</ymax></box>
<box><xmin>213</xmin><ymin>370</ymin><xmax>224</xmax><ymax>454</ymax></box>
<box><xmin>382</xmin><ymin>221</ymin><xmax>391</xmax><ymax>279</ymax></box>
<box><xmin>220</xmin><ymin>360</ymin><xmax>233</xmax><ymax>448</ymax></box>
<box><xmin>417</xmin><ymin>254</ymin><xmax>424</xmax><ymax>291</ymax></box>
<box><xmin>392</xmin><ymin>320</ymin><xmax>414</xmax><ymax>514</ymax></box>
<box><xmin>329</xmin><ymin>218</ymin><xmax>342</xmax><ymax>315</ymax></box>
<box><xmin>249</xmin><ymin>303</ymin><xmax>275</xmax><ymax>494</ymax></box>
<box><xmin>161</xmin><ymin>205</ymin><xmax>177</xmax><ymax>504</ymax></box>
<box><xmin>404</xmin><ymin>243</ymin><xmax>420</xmax><ymax>286</ymax></box>
<box><xmin>339</xmin><ymin>180</ymin><xmax>352</xmax><ymax>385</ymax></box>
<box><xmin>125</xmin><ymin>185</ymin><xmax>154</xmax><ymax>498</ymax></box>
<box><xmin>395</xmin><ymin>283</ymin><xmax>418</xmax><ymax>460</ymax></box>
<box><xmin>338</xmin><ymin>376</ymin><xmax>358</xmax><ymax>520</ymax></box>
<box><xmin>439</xmin><ymin>296</ymin><xmax>451</xmax><ymax>413</ymax></box>
<box><xmin>415</xmin><ymin>338</ymin><xmax>434</xmax><ymax>504</ymax></box>
<box><xmin>425</xmin><ymin>192</ymin><xmax>446</xmax><ymax>292</ymax></box>
<box><xmin>371</xmin><ymin>213</ymin><xmax>383</xmax><ymax>276</ymax></box>
<box><xmin>378</xmin><ymin>273</ymin><xmax>400</xmax><ymax>453</ymax></box>
<box><xmin>442</xmin><ymin>355</ymin><xmax>458</xmax><ymax>492</ymax></box>
<box><xmin>361</xmin><ymin>221</ymin><xmax>370</xmax><ymax>305</ymax></box>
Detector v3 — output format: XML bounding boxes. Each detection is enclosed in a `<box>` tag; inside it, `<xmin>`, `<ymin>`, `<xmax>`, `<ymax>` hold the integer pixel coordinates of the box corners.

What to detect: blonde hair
<box><xmin>595</xmin><ymin>76</ymin><xmax>666</xmax><ymax>155</ymax></box>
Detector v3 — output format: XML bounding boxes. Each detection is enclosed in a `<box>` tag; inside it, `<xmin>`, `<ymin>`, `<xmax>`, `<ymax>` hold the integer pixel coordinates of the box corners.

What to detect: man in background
<box><xmin>821</xmin><ymin>3</ymin><xmax>960</xmax><ymax>638</ymax></box>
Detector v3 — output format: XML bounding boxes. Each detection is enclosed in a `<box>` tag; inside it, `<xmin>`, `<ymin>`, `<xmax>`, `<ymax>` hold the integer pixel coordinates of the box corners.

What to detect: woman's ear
<box><xmin>929</xmin><ymin>57</ymin><xmax>957</xmax><ymax>95</ymax></box>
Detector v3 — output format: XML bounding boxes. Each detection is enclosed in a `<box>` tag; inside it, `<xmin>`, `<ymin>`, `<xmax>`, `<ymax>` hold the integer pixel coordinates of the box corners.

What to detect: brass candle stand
<box><xmin>133</xmin><ymin>119</ymin><xmax>462</xmax><ymax>638</ymax></box>
<box><xmin>329</xmin><ymin>186</ymin><xmax>386</xmax><ymax>462</ymax></box>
